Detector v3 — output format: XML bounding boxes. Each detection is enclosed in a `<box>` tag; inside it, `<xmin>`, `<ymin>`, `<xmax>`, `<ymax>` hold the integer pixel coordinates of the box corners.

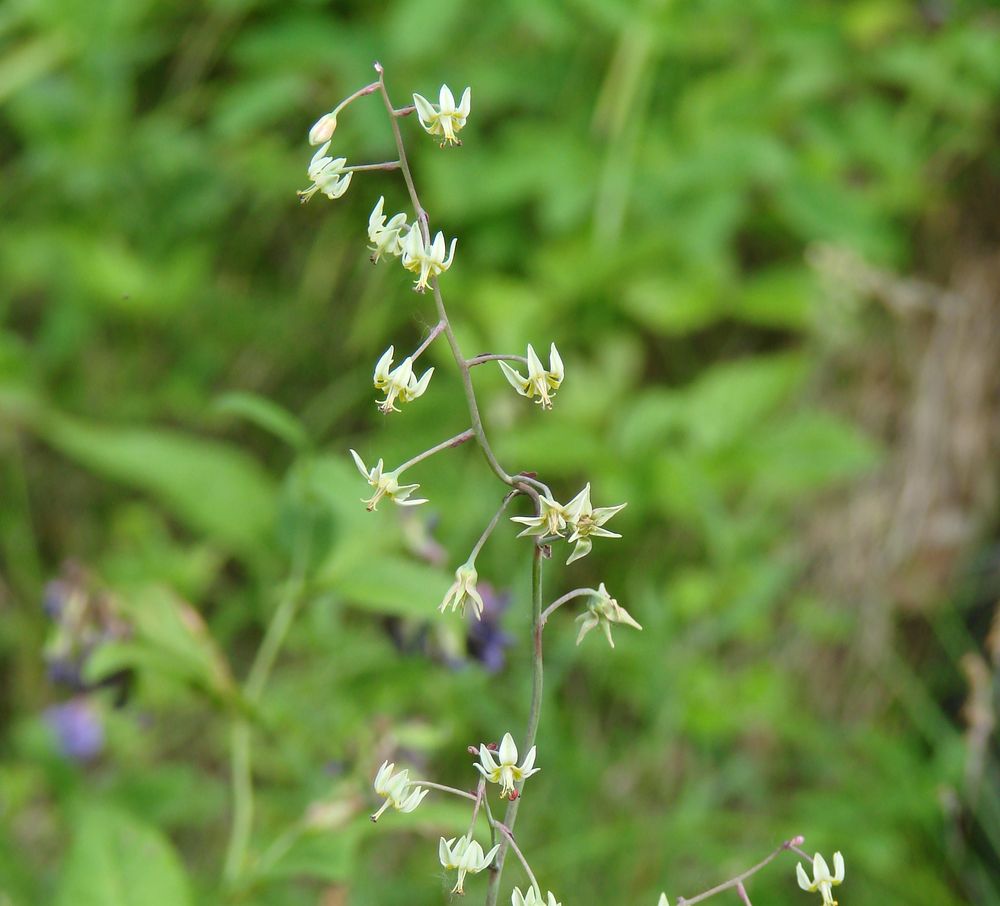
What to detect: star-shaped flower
<box><xmin>349</xmin><ymin>450</ymin><xmax>428</xmax><ymax>511</ymax></box>
<box><xmin>563</xmin><ymin>483</ymin><xmax>626</xmax><ymax>564</ymax></box>
<box><xmin>475</xmin><ymin>732</ymin><xmax>539</xmax><ymax>799</ymax></box>
<box><xmin>498</xmin><ymin>344</ymin><xmax>564</xmax><ymax>410</ymax></box>
<box><xmin>439</xmin><ymin>561</ymin><xmax>485</xmax><ymax>619</ymax></box>
<box><xmin>510</xmin><ymin>494</ymin><xmax>569</xmax><ymax>539</ymax></box>
<box><xmin>367</xmin><ymin>196</ymin><xmax>409</xmax><ymax>263</ymax></box>
<box><xmin>372</xmin><ymin>346</ymin><xmax>433</xmax><ymax>413</ymax></box>
<box><xmin>297</xmin><ymin>141</ymin><xmax>352</xmax><ymax>203</ymax></box>
<box><xmin>413</xmin><ymin>84</ymin><xmax>471</xmax><ymax>146</ymax></box>
<box><xmin>370</xmin><ymin>760</ymin><xmax>428</xmax><ymax>822</ymax></box>
<box><xmin>796</xmin><ymin>852</ymin><xmax>845</xmax><ymax>906</ymax></box>
<box><xmin>575</xmin><ymin>583</ymin><xmax>642</xmax><ymax>648</ymax></box>
<box><xmin>401</xmin><ymin>227</ymin><xmax>457</xmax><ymax>292</ymax></box>
<box><xmin>439</xmin><ymin>834</ymin><xmax>500</xmax><ymax>895</ymax></box>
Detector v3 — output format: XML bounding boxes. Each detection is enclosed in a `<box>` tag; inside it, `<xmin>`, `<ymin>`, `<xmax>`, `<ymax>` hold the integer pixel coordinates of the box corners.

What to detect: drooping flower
<box><xmin>370</xmin><ymin>760</ymin><xmax>428</xmax><ymax>821</ymax></box>
<box><xmin>796</xmin><ymin>852</ymin><xmax>845</xmax><ymax>906</ymax></box>
<box><xmin>563</xmin><ymin>483</ymin><xmax>626</xmax><ymax>564</ymax></box>
<box><xmin>372</xmin><ymin>347</ymin><xmax>433</xmax><ymax>413</ymax></box>
<box><xmin>498</xmin><ymin>344</ymin><xmax>564</xmax><ymax>410</ymax></box>
<box><xmin>412</xmin><ymin>84</ymin><xmax>471</xmax><ymax>146</ymax></box>
<box><xmin>368</xmin><ymin>197</ymin><xmax>409</xmax><ymax>263</ymax></box>
<box><xmin>349</xmin><ymin>450</ymin><xmax>428</xmax><ymax>511</ymax></box>
<box><xmin>475</xmin><ymin>732</ymin><xmax>539</xmax><ymax>799</ymax></box>
<box><xmin>297</xmin><ymin>142</ymin><xmax>353</xmax><ymax>203</ymax></box>
<box><xmin>401</xmin><ymin>227</ymin><xmax>457</xmax><ymax>292</ymax></box>
<box><xmin>575</xmin><ymin>583</ymin><xmax>642</xmax><ymax>648</ymax></box>
<box><xmin>509</xmin><ymin>494</ymin><xmax>569</xmax><ymax>539</ymax></box>
<box><xmin>440</xmin><ymin>561</ymin><xmax>485</xmax><ymax>619</ymax></box>
<box><xmin>439</xmin><ymin>835</ymin><xmax>500</xmax><ymax>895</ymax></box>
<box><xmin>512</xmin><ymin>888</ymin><xmax>562</xmax><ymax>906</ymax></box>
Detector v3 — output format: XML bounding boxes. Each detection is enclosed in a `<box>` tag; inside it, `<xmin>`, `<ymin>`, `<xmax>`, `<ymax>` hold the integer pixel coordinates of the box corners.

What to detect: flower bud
<box><xmin>308</xmin><ymin>111</ymin><xmax>338</xmax><ymax>145</ymax></box>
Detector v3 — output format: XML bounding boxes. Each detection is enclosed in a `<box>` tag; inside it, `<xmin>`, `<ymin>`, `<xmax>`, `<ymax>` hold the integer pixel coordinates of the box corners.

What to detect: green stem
<box><xmin>223</xmin><ymin>537</ymin><xmax>311</xmax><ymax>887</ymax></box>
<box><xmin>484</xmin><ymin>544</ymin><xmax>544</xmax><ymax>906</ymax></box>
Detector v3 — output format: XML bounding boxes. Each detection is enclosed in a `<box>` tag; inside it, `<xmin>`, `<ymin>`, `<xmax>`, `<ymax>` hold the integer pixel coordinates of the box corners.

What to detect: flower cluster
<box><xmin>511</xmin><ymin>482</ymin><xmax>626</xmax><ymax>564</ymax></box>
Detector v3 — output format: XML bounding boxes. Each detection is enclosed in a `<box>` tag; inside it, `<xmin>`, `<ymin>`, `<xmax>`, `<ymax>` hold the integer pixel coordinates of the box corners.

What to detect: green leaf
<box><xmin>213</xmin><ymin>391</ymin><xmax>310</xmax><ymax>450</ymax></box>
<box><xmin>36</xmin><ymin>412</ymin><xmax>277</xmax><ymax>552</ymax></box>
<box><xmin>55</xmin><ymin>804</ymin><xmax>193</xmax><ymax>906</ymax></box>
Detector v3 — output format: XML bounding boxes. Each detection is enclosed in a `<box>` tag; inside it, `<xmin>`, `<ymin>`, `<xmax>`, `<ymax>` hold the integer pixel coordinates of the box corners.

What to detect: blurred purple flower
<box><xmin>466</xmin><ymin>583</ymin><xmax>513</xmax><ymax>673</ymax></box>
<box><xmin>44</xmin><ymin>698</ymin><xmax>104</xmax><ymax>762</ymax></box>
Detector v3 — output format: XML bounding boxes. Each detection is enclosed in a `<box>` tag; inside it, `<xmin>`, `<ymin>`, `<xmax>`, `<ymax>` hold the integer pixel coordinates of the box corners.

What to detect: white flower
<box><xmin>401</xmin><ymin>227</ymin><xmax>457</xmax><ymax>292</ymax></box>
<box><xmin>510</xmin><ymin>494</ymin><xmax>569</xmax><ymax>539</ymax></box>
<box><xmin>372</xmin><ymin>346</ymin><xmax>433</xmax><ymax>413</ymax></box>
<box><xmin>368</xmin><ymin>196</ymin><xmax>409</xmax><ymax>263</ymax></box>
<box><xmin>370</xmin><ymin>760</ymin><xmax>428</xmax><ymax>821</ymax></box>
<box><xmin>475</xmin><ymin>732</ymin><xmax>539</xmax><ymax>799</ymax></box>
<box><xmin>297</xmin><ymin>141</ymin><xmax>353</xmax><ymax>203</ymax></box>
<box><xmin>575</xmin><ymin>583</ymin><xmax>642</xmax><ymax>648</ymax></box>
<box><xmin>512</xmin><ymin>888</ymin><xmax>561</xmax><ymax>906</ymax></box>
<box><xmin>796</xmin><ymin>852</ymin><xmax>844</xmax><ymax>906</ymax></box>
<box><xmin>413</xmin><ymin>84</ymin><xmax>471</xmax><ymax>146</ymax></box>
<box><xmin>498</xmin><ymin>344</ymin><xmax>564</xmax><ymax>410</ymax></box>
<box><xmin>440</xmin><ymin>561</ymin><xmax>485</xmax><ymax>619</ymax></box>
<box><xmin>563</xmin><ymin>483</ymin><xmax>626</xmax><ymax>564</ymax></box>
<box><xmin>657</xmin><ymin>896</ymin><xmax>670</xmax><ymax>906</ymax></box>
<box><xmin>349</xmin><ymin>450</ymin><xmax>428</xmax><ymax>511</ymax></box>
<box><xmin>439</xmin><ymin>835</ymin><xmax>500</xmax><ymax>895</ymax></box>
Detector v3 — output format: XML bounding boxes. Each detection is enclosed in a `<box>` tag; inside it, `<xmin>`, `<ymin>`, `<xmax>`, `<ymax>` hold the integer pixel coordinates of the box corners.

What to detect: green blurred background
<box><xmin>2</xmin><ymin>0</ymin><xmax>1000</xmax><ymax>903</ymax></box>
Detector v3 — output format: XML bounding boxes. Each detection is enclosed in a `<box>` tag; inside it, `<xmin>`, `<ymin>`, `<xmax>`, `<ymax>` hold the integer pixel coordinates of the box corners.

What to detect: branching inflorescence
<box><xmin>298</xmin><ymin>62</ymin><xmax>847</xmax><ymax>906</ymax></box>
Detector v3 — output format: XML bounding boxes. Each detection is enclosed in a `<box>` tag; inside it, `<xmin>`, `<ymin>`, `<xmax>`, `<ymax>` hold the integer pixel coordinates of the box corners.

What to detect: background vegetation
<box><xmin>2</xmin><ymin>0</ymin><xmax>999</xmax><ymax>904</ymax></box>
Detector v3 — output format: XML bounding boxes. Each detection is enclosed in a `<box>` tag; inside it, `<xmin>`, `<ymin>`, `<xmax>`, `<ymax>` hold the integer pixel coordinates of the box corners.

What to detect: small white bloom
<box><xmin>512</xmin><ymin>888</ymin><xmax>561</xmax><ymax>906</ymax></box>
<box><xmin>440</xmin><ymin>561</ymin><xmax>485</xmax><ymax>619</ymax></box>
<box><xmin>796</xmin><ymin>852</ymin><xmax>845</xmax><ymax>906</ymax></box>
<box><xmin>657</xmin><ymin>896</ymin><xmax>670</xmax><ymax>906</ymax></box>
<box><xmin>563</xmin><ymin>483</ymin><xmax>626</xmax><ymax>564</ymax></box>
<box><xmin>510</xmin><ymin>494</ymin><xmax>569</xmax><ymax>539</ymax></box>
<box><xmin>439</xmin><ymin>835</ymin><xmax>500</xmax><ymax>895</ymax></box>
<box><xmin>370</xmin><ymin>760</ymin><xmax>428</xmax><ymax>821</ymax></box>
<box><xmin>475</xmin><ymin>732</ymin><xmax>539</xmax><ymax>800</ymax></box>
<box><xmin>297</xmin><ymin>141</ymin><xmax>353</xmax><ymax>203</ymax></box>
<box><xmin>349</xmin><ymin>449</ymin><xmax>428</xmax><ymax>511</ymax></box>
<box><xmin>498</xmin><ymin>344</ymin><xmax>564</xmax><ymax>410</ymax></box>
<box><xmin>575</xmin><ymin>583</ymin><xmax>642</xmax><ymax>648</ymax></box>
<box><xmin>368</xmin><ymin>196</ymin><xmax>410</xmax><ymax>263</ymax></box>
<box><xmin>401</xmin><ymin>227</ymin><xmax>457</xmax><ymax>292</ymax></box>
<box><xmin>413</xmin><ymin>84</ymin><xmax>471</xmax><ymax>146</ymax></box>
<box><xmin>372</xmin><ymin>346</ymin><xmax>434</xmax><ymax>413</ymax></box>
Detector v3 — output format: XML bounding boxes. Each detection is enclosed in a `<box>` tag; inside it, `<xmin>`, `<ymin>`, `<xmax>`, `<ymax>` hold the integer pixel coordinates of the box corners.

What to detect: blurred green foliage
<box><xmin>1</xmin><ymin>0</ymin><xmax>999</xmax><ymax>904</ymax></box>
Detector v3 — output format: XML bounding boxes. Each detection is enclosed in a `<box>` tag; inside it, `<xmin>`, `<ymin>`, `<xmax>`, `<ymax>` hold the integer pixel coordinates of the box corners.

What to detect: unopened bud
<box><xmin>508</xmin><ymin>788</ymin><xmax>519</xmax><ymax>800</ymax></box>
<box><xmin>467</xmin><ymin>745</ymin><xmax>479</xmax><ymax>755</ymax></box>
<box><xmin>309</xmin><ymin>112</ymin><xmax>338</xmax><ymax>145</ymax></box>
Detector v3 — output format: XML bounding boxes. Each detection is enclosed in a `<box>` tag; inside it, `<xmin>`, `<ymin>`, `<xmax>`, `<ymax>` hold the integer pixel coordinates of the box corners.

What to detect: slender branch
<box><xmin>540</xmin><ymin>588</ymin><xmax>595</xmax><ymax>626</ymax></box>
<box><xmin>675</xmin><ymin>837</ymin><xmax>805</xmax><ymax>906</ymax></box>
<box><xmin>394</xmin><ymin>104</ymin><xmax>416</xmax><ymax>117</ymax></box>
<box><xmin>469</xmin><ymin>491</ymin><xmax>519</xmax><ymax>562</ymax></box>
<box><xmin>406</xmin><ymin>780</ymin><xmax>478</xmax><ymax>802</ymax></box>
<box><xmin>468</xmin><ymin>779</ymin><xmax>487</xmax><ymax>836</ymax></box>
<box><xmin>493</xmin><ymin>823</ymin><xmax>541</xmax><ymax>897</ymax></box>
<box><xmin>345</xmin><ymin>160</ymin><xmax>401</xmax><ymax>172</ymax></box>
<box><xmin>375</xmin><ymin>65</ymin><xmax>518</xmax><ymax>489</ymax></box>
<box><xmin>485</xmin><ymin>543</ymin><xmax>545</xmax><ymax>906</ymax></box>
<box><xmin>397</xmin><ymin>428</ymin><xmax>474</xmax><ymax>473</ymax></box>
<box><xmin>467</xmin><ymin>353</ymin><xmax>529</xmax><ymax>367</ymax></box>
<box><xmin>411</xmin><ymin>319</ymin><xmax>446</xmax><ymax>361</ymax></box>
